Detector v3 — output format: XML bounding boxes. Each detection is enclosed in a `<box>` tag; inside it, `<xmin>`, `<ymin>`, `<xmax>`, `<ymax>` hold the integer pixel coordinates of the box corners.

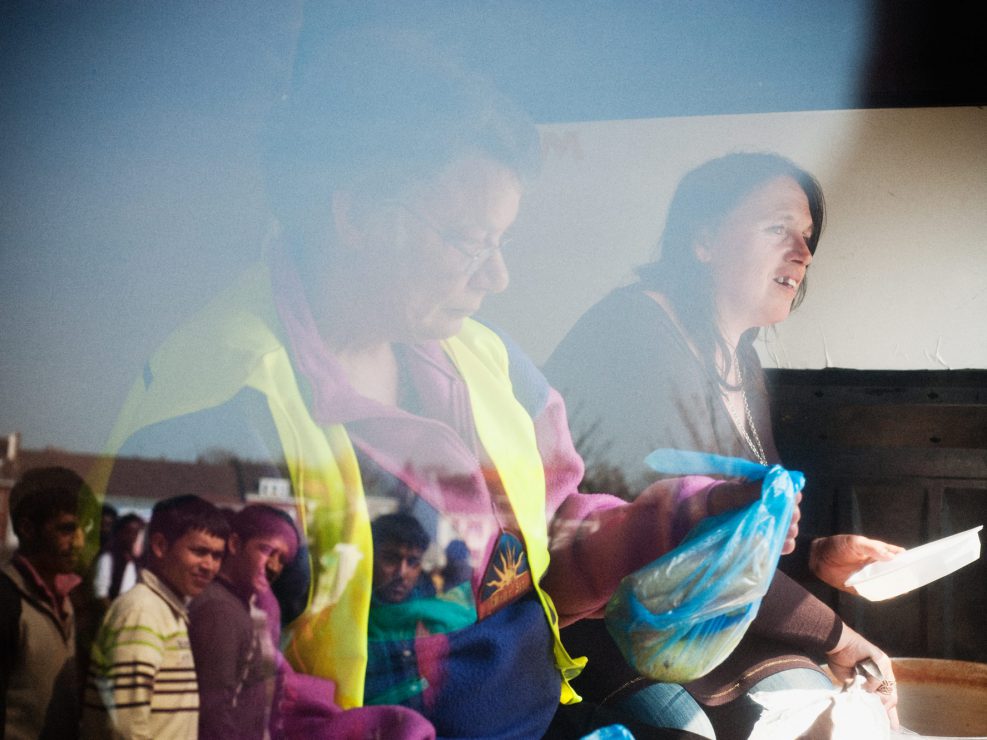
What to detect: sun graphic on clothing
<box><xmin>485</xmin><ymin>543</ymin><xmax>524</xmax><ymax>594</ymax></box>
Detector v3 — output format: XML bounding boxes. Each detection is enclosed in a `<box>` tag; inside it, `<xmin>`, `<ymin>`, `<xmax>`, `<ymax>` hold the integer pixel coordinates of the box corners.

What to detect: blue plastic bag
<box><xmin>604</xmin><ymin>449</ymin><xmax>803</xmax><ymax>684</ymax></box>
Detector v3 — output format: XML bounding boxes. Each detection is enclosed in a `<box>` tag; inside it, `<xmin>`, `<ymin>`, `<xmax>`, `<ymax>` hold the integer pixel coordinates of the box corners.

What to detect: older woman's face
<box><xmin>370</xmin><ymin>154</ymin><xmax>521</xmax><ymax>342</ymax></box>
<box><xmin>703</xmin><ymin>175</ymin><xmax>814</xmax><ymax>334</ymax></box>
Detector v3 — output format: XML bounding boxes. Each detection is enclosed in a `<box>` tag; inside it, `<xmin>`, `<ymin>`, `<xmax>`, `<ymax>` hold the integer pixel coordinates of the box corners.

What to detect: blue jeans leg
<box><xmin>611</xmin><ymin>682</ymin><xmax>716</xmax><ymax>740</ymax></box>
<box><xmin>704</xmin><ymin>668</ymin><xmax>835</xmax><ymax>740</ymax></box>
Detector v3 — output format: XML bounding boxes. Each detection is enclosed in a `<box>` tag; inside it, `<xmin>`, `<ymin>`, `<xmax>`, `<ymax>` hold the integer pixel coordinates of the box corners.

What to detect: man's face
<box><xmin>100</xmin><ymin>512</ymin><xmax>116</xmax><ymax>542</ymax></box>
<box><xmin>227</xmin><ymin>532</ymin><xmax>296</xmax><ymax>596</ymax></box>
<box><xmin>152</xmin><ymin>529</ymin><xmax>225</xmax><ymax>599</ymax></box>
<box><xmin>117</xmin><ymin>519</ymin><xmax>144</xmax><ymax>556</ymax></box>
<box><xmin>372</xmin><ymin>541</ymin><xmax>425</xmax><ymax>604</ymax></box>
<box><xmin>28</xmin><ymin>511</ymin><xmax>84</xmax><ymax>575</ymax></box>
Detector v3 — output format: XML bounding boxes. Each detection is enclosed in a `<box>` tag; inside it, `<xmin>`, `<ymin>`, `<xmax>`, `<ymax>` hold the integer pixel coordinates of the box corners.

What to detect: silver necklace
<box><xmin>724</xmin><ymin>362</ymin><xmax>768</xmax><ymax>466</ymax></box>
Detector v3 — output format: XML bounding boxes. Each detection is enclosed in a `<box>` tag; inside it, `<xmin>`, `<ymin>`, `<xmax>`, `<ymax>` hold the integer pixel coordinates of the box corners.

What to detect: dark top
<box><xmin>188</xmin><ymin>577</ymin><xmax>273</xmax><ymax>740</ymax></box>
<box><xmin>545</xmin><ymin>285</ymin><xmax>777</xmax><ymax>490</ymax></box>
<box><xmin>544</xmin><ymin>285</ymin><xmax>841</xmax><ymax>706</ymax></box>
<box><xmin>1</xmin><ymin>558</ymin><xmax>80</xmax><ymax>740</ymax></box>
<box><xmin>117</xmin><ymin>338</ymin><xmax>566</xmax><ymax>739</ymax></box>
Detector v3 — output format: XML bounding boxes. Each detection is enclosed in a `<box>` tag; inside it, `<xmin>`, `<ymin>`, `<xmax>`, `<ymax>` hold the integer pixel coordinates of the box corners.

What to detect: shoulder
<box><xmin>189</xmin><ymin>581</ymin><xmax>245</xmax><ymax>618</ymax></box>
<box><xmin>189</xmin><ymin>579</ymin><xmax>225</xmax><ymax>605</ymax></box>
<box><xmin>96</xmin><ymin>585</ymin><xmax>171</xmax><ymax>658</ymax></box>
<box><xmin>105</xmin><ymin>264</ymin><xmax>286</xmax><ymax>456</ymax></box>
<box><xmin>188</xmin><ymin>583</ymin><xmax>251</xmax><ymax>639</ymax></box>
<box><xmin>568</xmin><ymin>286</ymin><xmax>663</xmax><ymax>338</ymax></box>
<box><xmin>468</xmin><ymin>319</ymin><xmax>550</xmax><ymax>418</ymax></box>
<box><xmin>104</xmin><ymin>582</ymin><xmax>172</xmax><ymax>628</ymax></box>
<box><xmin>104</xmin><ymin>581</ymin><xmax>151</xmax><ymax>613</ymax></box>
<box><xmin>116</xmin><ymin>386</ymin><xmax>284</xmax><ymax>470</ymax></box>
<box><xmin>149</xmin><ymin>263</ymin><xmax>282</xmax><ymax>371</ymax></box>
<box><xmin>547</xmin><ymin>287</ymin><xmax>670</xmax><ymax>372</ymax></box>
<box><xmin>0</xmin><ymin>562</ymin><xmax>41</xmax><ymax>613</ymax></box>
<box><xmin>546</xmin><ymin>286</ymin><xmax>687</xmax><ymax>391</ymax></box>
<box><xmin>737</xmin><ymin>338</ymin><xmax>765</xmax><ymax>375</ymax></box>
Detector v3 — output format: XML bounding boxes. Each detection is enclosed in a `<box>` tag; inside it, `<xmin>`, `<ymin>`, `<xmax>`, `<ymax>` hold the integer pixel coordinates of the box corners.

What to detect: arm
<box><xmin>89</xmin><ymin>601</ymin><xmax>163</xmax><ymax>740</ymax></box>
<box><xmin>746</xmin><ymin>570</ymin><xmax>843</xmax><ymax>652</ymax></box>
<box><xmin>273</xmin><ymin>659</ymin><xmax>437</xmax><ymax>739</ymax></box>
<box><xmin>826</xmin><ymin>623</ymin><xmax>900</xmax><ymax>729</ymax></box>
<box><xmin>533</xmin><ymin>383</ymin><xmax>763</xmax><ymax>622</ymax></box>
<box><xmin>544</xmin><ymin>473</ymin><xmax>760</xmax><ymax>625</ymax></box>
<box><xmin>188</xmin><ymin>593</ymin><xmax>249</xmax><ymax>737</ymax></box>
<box><xmin>746</xmin><ymin>566</ymin><xmax>899</xmax><ymax>727</ymax></box>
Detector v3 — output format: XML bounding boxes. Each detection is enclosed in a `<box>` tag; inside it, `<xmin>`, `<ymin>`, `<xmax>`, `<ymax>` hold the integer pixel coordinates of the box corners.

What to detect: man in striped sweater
<box><xmin>82</xmin><ymin>495</ymin><xmax>228</xmax><ymax>739</ymax></box>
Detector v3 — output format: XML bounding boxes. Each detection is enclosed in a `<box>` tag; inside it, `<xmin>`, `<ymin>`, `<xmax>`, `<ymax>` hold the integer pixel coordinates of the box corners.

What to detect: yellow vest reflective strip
<box><xmin>443</xmin><ymin>323</ymin><xmax>585</xmax><ymax>704</ymax></box>
<box><xmin>256</xmin><ymin>352</ymin><xmax>372</xmax><ymax>710</ymax></box>
<box><xmin>88</xmin><ymin>262</ymin><xmax>584</xmax><ymax>707</ymax></box>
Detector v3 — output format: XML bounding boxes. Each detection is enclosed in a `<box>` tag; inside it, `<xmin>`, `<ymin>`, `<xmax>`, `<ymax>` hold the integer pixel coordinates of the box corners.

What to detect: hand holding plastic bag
<box><xmin>604</xmin><ymin>449</ymin><xmax>802</xmax><ymax>684</ymax></box>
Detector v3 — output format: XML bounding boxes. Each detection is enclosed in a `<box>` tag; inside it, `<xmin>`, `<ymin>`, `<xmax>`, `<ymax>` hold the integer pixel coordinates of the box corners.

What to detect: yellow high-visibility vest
<box><xmin>91</xmin><ymin>262</ymin><xmax>585</xmax><ymax>707</ymax></box>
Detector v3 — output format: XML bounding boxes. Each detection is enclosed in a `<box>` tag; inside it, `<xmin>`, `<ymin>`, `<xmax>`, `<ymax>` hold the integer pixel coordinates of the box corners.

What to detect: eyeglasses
<box><xmin>390</xmin><ymin>202</ymin><xmax>512</xmax><ymax>277</ymax></box>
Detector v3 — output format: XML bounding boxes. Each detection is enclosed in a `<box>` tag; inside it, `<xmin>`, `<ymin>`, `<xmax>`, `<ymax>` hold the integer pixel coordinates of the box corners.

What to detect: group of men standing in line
<box><xmin>1</xmin><ymin>465</ymin><xmax>301</xmax><ymax>739</ymax></box>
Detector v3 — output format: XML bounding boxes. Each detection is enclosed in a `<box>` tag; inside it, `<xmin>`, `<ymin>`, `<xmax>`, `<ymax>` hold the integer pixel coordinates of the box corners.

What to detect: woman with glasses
<box><xmin>100</xmin><ymin>30</ymin><xmax>778</xmax><ymax>739</ymax></box>
<box><xmin>545</xmin><ymin>152</ymin><xmax>902</xmax><ymax>738</ymax></box>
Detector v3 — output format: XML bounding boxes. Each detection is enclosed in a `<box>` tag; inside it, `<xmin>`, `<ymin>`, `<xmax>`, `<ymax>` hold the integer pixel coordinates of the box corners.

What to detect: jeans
<box><xmin>612</xmin><ymin>668</ymin><xmax>833</xmax><ymax>740</ymax></box>
<box><xmin>612</xmin><ymin>682</ymin><xmax>716</xmax><ymax>739</ymax></box>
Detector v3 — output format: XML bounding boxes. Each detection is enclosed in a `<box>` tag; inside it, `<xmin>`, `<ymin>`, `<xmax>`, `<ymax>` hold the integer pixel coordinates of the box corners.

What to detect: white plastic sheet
<box><xmin>748</xmin><ymin>676</ymin><xmax>889</xmax><ymax>740</ymax></box>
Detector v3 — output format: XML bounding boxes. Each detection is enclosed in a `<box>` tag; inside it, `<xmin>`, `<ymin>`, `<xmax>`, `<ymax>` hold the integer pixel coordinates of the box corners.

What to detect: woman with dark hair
<box><xmin>98</xmin><ymin>31</ymin><xmax>776</xmax><ymax>739</ymax></box>
<box><xmin>549</xmin><ymin>152</ymin><xmax>833</xmax><ymax>483</ymax></box>
<box><xmin>545</xmin><ymin>152</ymin><xmax>902</xmax><ymax>738</ymax></box>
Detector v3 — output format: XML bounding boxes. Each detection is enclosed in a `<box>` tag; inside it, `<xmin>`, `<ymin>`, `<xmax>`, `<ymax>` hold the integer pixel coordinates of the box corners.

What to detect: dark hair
<box><xmin>9</xmin><ymin>466</ymin><xmax>90</xmax><ymax>539</ymax></box>
<box><xmin>230</xmin><ymin>504</ymin><xmax>299</xmax><ymax>548</ymax></box>
<box><xmin>371</xmin><ymin>512</ymin><xmax>430</xmax><ymax>552</ymax></box>
<box><xmin>106</xmin><ymin>513</ymin><xmax>145</xmax><ymax>597</ymax></box>
<box><xmin>146</xmin><ymin>494</ymin><xmax>229</xmax><ymax>546</ymax></box>
<box><xmin>636</xmin><ymin>151</ymin><xmax>825</xmax><ymax>386</ymax></box>
<box><xmin>445</xmin><ymin>539</ymin><xmax>469</xmax><ymax>562</ymax></box>
<box><xmin>262</xmin><ymin>27</ymin><xmax>540</xmax><ymax>259</ymax></box>
<box><xmin>111</xmin><ymin>512</ymin><xmax>145</xmax><ymax>537</ymax></box>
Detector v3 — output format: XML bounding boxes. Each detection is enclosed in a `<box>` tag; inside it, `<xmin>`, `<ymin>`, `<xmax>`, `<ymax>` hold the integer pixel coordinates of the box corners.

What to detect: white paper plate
<box><xmin>845</xmin><ymin>525</ymin><xmax>983</xmax><ymax>601</ymax></box>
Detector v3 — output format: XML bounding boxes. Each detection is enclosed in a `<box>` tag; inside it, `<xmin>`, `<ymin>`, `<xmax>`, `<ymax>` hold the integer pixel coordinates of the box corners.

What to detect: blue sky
<box><xmin>0</xmin><ymin>1</ymin><xmax>972</xmax><ymax>455</ymax></box>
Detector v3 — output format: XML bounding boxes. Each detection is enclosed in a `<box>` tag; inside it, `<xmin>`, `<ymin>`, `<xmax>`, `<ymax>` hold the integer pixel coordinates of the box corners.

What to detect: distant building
<box><xmin>1</xmin><ymin>434</ymin><xmax>294</xmax><ymax>554</ymax></box>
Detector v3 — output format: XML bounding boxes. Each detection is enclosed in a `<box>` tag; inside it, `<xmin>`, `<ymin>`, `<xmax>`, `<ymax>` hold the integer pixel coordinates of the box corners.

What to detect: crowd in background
<box><xmin>2</xmin><ymin>24</ymin><xmax>906</xmax><ymax>740</ymax></box>
<box><xmin>0</xmin><ymin>467</ymin><xmax>490</xmax><ymax>740</ymax></box>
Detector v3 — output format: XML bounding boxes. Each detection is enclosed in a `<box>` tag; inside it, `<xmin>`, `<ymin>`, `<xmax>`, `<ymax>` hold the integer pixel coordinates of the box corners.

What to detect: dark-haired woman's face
<box><xmin>701</xmin><ymin>176</ymin><xmax>814</xmax><ymax>338</ymax></box>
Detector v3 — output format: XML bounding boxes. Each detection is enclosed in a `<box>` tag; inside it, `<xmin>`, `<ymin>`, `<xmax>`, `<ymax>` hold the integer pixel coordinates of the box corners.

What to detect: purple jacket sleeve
<box><xmin>536</xmin><ymin>386</ymin><xmax>724</xmax><ymax>625</ymax></box>
<box><xmin>272</xmin><ymin>659</ymin><xmax>436</xmax><ymax>740</ymax></box>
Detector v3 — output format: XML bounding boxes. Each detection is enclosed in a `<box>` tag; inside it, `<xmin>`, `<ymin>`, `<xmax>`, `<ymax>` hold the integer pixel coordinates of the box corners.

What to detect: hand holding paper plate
<box><xmin>844</xmin><ymin>525</ymin><xmax>983</xmax><ymax>601</ymax></box>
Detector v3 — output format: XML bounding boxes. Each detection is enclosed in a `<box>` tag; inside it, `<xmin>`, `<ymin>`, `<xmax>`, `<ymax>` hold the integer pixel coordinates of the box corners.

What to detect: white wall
<box><xmin>482</xmin><ymin>106</ymin><xmax>987</xmax><ymax>371</ymax></box>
